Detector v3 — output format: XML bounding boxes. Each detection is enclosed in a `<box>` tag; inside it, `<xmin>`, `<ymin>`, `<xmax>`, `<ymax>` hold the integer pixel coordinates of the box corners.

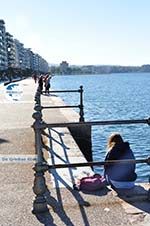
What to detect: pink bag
<box><xmin>75</xmin><ymin>174</ymin><xmax>106</xmax><ymax>191</ymax></box>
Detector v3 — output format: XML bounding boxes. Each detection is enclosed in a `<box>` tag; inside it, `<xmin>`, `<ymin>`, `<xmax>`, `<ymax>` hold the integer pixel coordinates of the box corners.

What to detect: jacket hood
<box><xmin>114</xmin><ymin>141</ymin><xmax>130</xmax><ymax>152</ymax></box>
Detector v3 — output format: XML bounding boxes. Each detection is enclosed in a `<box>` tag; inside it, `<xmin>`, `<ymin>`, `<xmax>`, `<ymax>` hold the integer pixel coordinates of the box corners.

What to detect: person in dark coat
<box><xmin>38</xmin><ymin>75</ymin><xmax>43</xmax><ymax>92</ymax></box>
<box><xmin>44</xmin><ymin>74</ymin><xmax>51</xmax><ymax>94</ymax></box>
<box><xmin>104</xmin><ymin>133</ymin><xmax>137</xmax><ymax>189</ymax></box>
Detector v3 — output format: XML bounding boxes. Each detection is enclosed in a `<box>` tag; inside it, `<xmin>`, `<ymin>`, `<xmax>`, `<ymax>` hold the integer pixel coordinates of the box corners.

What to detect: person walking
<box><xmin>32</xmin><ymin>74</ymin><xmax>37</xmax><ymax>83</ymax></box>
<box><xmin>104</xmin><ymin>133</ymin><xmax>137</xmax><ymax>189</ymax></box>
<box><xmin>44</xmin><ymin>74</ymin><xmax>51</xmax><ymax>94</ymax></box>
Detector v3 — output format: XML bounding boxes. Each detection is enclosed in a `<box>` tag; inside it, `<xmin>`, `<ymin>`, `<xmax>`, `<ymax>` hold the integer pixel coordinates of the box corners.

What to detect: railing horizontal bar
<box><xmin>48</xmin><ymin>157</ymin><xmax>150</xmax><ymax>169</ymax></box>
<box><xmin>42</xmin><ymin>90</ymin><xmax>80</xmax><ymax>93</ymax></box>
<box><xmin>42</xmin><ymin>105</ymin><xmax>79</xmax><ymax>109</ymax></box>
<box><xmin>42</xmin><ymin>118</ymin><xmax>149</xmax><ymax>128</ymax></box>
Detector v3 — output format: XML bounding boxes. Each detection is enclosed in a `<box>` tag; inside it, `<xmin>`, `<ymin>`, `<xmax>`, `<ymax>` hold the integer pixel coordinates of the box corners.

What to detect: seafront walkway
<box><xmin>0</xmin><ymin>78</ymin><xmax>149</xmax><ymax>226</ymax></box>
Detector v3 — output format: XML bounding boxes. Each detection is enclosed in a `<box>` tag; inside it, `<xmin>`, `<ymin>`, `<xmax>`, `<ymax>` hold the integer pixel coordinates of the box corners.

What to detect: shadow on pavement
<box><xmin>0</xmin><ymin>138</ymin><xmax>9</xmax><ymax>144</ymax></box>
<box><xmin>35</xmin><ymin>127</ymin><xmax>112</xmax><ymax>226</ymax></box>
<box><xmin>35</xmin><ymin>211</ymin><xmax>57</xmax><ymax>226</ymax></box>
<box><xmin>79</xmin><ymin>186</ymin><xmax>111</xmax><ymax>196</ymax></box>
<box><xmin>114</xmin><ymin>185</ymin><xmax>150</xmax><ymax>214</ymax></box>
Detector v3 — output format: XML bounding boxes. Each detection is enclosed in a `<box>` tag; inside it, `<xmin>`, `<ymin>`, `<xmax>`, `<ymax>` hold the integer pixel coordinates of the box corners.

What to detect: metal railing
<box><xmin>42</xmin><ymin>85</ymin><xmax>84</xmax><ymax>122</ymax></box>
<box><xmin>32</xmin><ymin>85</ymin><xmax>150</xmax><ymax>214</ymax></box>
<box><xmin>46</xmin><ymin>158</ymin><xmax>150</xmax><ymax>170</ymax></box>
<box><xmin>33</xmin><ymin>118</ymin><xmax>150</xmax><ymax>129</ymax></box>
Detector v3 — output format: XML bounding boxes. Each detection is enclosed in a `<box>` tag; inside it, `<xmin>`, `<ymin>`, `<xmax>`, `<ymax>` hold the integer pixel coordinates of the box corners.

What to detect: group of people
<box><xmin>38</xmin><ymin>74</ymin><xmax>52</xmax><ymax>94</ymax></box>
<box><xmin>104</xmin><ymin>133</ymin><xmax>137</xmax><ymax>190</ymax></box>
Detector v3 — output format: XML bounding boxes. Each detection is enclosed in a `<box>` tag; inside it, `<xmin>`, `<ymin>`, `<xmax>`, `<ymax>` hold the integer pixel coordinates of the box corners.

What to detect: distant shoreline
<box><xmin>50</xmin><ymin>64</ymin><xmax>150</xmax><ymax>75</ymax></box>
<box><xmin>53</xmin><ymin>71</ymin><xmax>150</xmax><ymax>76</ymax></box>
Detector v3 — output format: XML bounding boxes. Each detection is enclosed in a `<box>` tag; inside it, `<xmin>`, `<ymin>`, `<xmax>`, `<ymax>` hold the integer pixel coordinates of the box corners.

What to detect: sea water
<box><xmin>52</xmin><ymin>73</ymin><xmax>150</xmax><ymax>182</ymax></box>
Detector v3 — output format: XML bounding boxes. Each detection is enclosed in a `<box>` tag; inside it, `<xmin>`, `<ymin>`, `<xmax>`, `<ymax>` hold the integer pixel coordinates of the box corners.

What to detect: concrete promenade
<box><xmin>0</xmin><ymin>78</ymin><xmax>149</xmax><ymax>226</ymax></box>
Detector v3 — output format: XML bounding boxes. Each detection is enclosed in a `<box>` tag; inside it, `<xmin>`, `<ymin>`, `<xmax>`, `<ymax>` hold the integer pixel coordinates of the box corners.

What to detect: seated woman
<box><xmin>104</xmin><ymin>133</ymin><xmax>137</xmax><ymax>189</ymax></box>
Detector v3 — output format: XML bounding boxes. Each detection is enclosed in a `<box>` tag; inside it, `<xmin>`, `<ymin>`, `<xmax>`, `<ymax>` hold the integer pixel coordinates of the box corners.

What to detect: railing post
<box><xmin>32</xmin><ymin>89</ymin><xmax>49</xmax><ymax>214</ymax></box>
<box><xmin>148</xmin><ymin>176</ymin><xmax>150</xmax><ymax>201</ymax></box>
<box><xmin>79</xmin><ymin>85</ymin><xmax>84</xmax><ymax>122</ymax></box>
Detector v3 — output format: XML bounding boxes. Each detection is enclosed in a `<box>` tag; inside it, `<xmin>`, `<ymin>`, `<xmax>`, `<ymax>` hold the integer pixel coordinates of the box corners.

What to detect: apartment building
<box><xmin>39</xmin><ymin>56</ymin><xmax>49</xmax><ymax>73</ymax></box>
<box><xmin>0</xmin><ymin>19</ymin><xmax>49</xmax><ymax>74</ymax></box>
<box><xmin>6</xmin><ymin>32</ymin><xmax>16</xmax><ymax>68</ymax></box>
<box><xmin>31</xmin><ymin>53</ymin><xmax>39</xmax><ymax>72</ymax></box>
<box><xmin>0</xmin><ymin>20</ymin><xmax>8</xmax><ymax>70</ymax></box>
<box><xmin>14</xmin><ymin>39</ymin><xmax>26</xmax><ymax>70</ymax></box>
<box><xmin>23</xmin><ymin>48</ymin><xmax>31</xmax><ymax>69</ymax></box>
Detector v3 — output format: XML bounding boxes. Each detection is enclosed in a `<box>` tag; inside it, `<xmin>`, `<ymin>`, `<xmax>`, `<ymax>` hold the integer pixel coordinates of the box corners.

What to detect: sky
<box><xmin>1</xmin><ymin>0</ymin><xmax>150</xmax><ymax>66</ymax></box>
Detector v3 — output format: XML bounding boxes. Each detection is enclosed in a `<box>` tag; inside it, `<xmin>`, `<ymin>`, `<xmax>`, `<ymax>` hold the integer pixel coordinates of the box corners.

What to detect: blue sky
<box><xmin>1</xmin><ymin>0</ymin><xmax>150</xmax><ymax>66</ymax></box>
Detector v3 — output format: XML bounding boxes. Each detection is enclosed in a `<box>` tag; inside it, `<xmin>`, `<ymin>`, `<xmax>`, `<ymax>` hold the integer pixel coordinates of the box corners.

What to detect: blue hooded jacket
<box><xmin>104</xmin><ymin>142</ymin><xmax>137</xmax><ymax>182</ymax></box>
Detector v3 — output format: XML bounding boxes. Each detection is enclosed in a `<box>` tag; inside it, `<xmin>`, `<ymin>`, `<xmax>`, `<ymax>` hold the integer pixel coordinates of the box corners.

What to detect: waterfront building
<box><xmin>80</xmin><ymin>65</ymin><xmax>94</xmax><ymax>74</ymax></box>
<box><xmin>14</xmin><ymin>39</ymin><xmax>26</xmax><ymax>69</ymax></box>
<box><xmin>0</xmin><ymin>19</ymin><xmax>49</xmax><ymax>76</ymax></box>
<box><xmin>39</xmin><ymin>56</ymin><xmax>49</xmax><ymax>73</ymax></box>
<box><xmin>6</xmin><ymin>32</ymin><xmax>16</xmax><ymax>68</ymax></box>
<box><xmin>30</xmin><ymin>53</ymin><xmax>49</xmax><ymax>74</ymax></box>
<box><xmin>24</xmin><ymin>48</ymin><xmax>31</xmax><ymax>69</ymax></box>
<box><xmin>60</xmin><ymin>61</ymin><xmax>69</xmax><ymax>74</ymax></box>
<box><xmin>31</xmin><ymin>53</ymin><xmax>39</xmax><ymax>73</ymax></box>
<box><xmin>0</xmin><ymin>20</ymin><xmax>8</xmax><ymax>71</ymax></box>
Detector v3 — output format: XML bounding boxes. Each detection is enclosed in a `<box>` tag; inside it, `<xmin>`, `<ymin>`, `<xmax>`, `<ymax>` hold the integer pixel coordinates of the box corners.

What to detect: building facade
<box><xmin>0</xmin><ymin>20</ymin><xmax>8</xmax><ymax>70</ymax></box>
<box><xmin>0</xmin><ymin>19</ymin><xmax>49</xmax><ymax>74</ymax></box>
<box><xmin>60</xmin><ymin>61</ymin><xmax>69</xmax><ymax>74</ymax></box>
<box><xmin>6</xmin><ymin>32</ymin><xmax>16</xmax><ymax>68</ymax></box>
